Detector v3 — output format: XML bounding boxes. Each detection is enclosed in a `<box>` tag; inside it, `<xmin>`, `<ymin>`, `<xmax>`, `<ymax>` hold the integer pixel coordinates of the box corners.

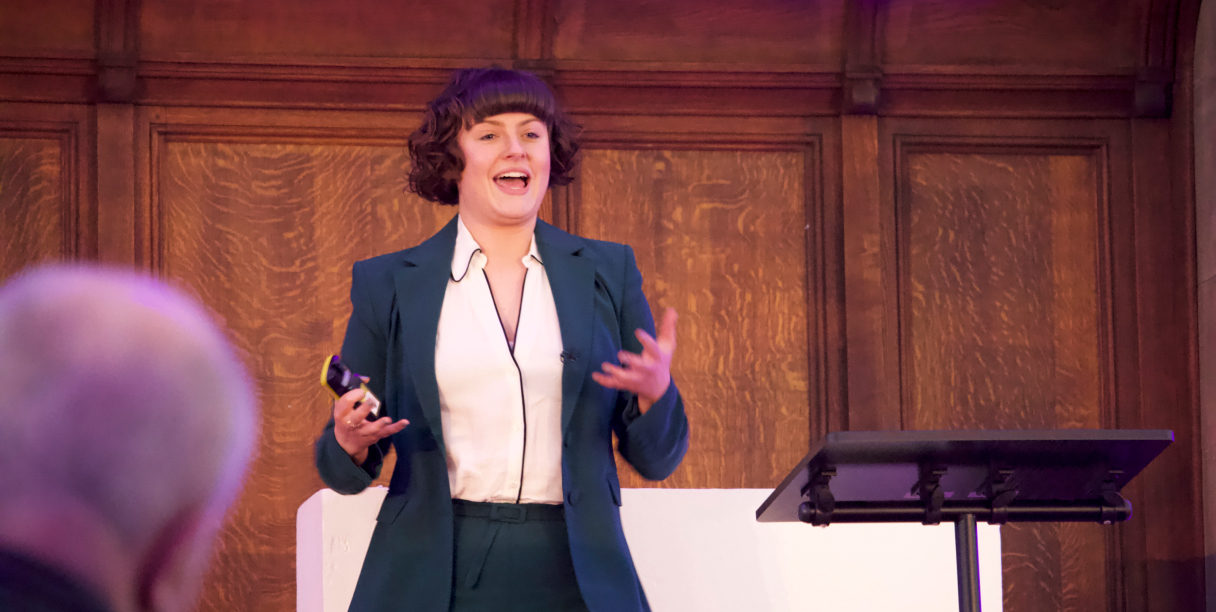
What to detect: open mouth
<box><xmin>494</xmin><ymin>172</ymin><xmax>530</xmax><ymax>192</ymax></box>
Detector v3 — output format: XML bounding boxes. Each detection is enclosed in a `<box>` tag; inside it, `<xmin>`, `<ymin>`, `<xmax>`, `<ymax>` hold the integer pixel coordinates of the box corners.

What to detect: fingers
<box><xmin>381</xmin><ymin>420</ymin><xmax>411</xmax><ymax>435</ymax></box>
<box><xmin>596</xmin><ymin>308</ymin><xmax>677</xmax><ymax>404</ymax></box>
<box><xmin>331</xmin><ymin>382</ymin><xmax>405</xmax><ymax>462</ymax></box>
<box><xmin>598</xmin><ymin>361</ymin><xmax>634</xmax><ymax>379</ymax></box>
<box><xmin>352</xmin><ymin>397</ymin><xmax>376</xmax><ymax>421</ymax></box>
<box><xmin>337</xmin><ymin>413</ymin><xmax>409</xmax><ymax>442</ymax></box>
<box><xmin>617</xmin><ymin>350</ymin><xmax>647</xmax><ymax>368</ymax></box>
<box><xmin>592</xmin><ymin>362</ymin><xmax>647</xmax><ymax>392</ymax></box>
<box><xmin>357</xmin><ymin>416</ymin><xmax>410</xmax><ymax>439</ymax></box>
<box><xmin>591</xmin><ymin>369</ymin><xmax>632</xmax><ymax>391</ymax></box>
<box><xmin>333</xmin><ymin>388</ymin><xmax>368</xmax><ymax>420</ymax></box>
<box><xmin>334</xmin><ymin>388</ymin><xmax>404</xmax><ymax>436</ymax></box>
<box><xmin>634</xmin><ymin>307</ymin><xmax>678</xmax><ymax>356</ymax></box>
<box><xmin>657</xmin><ymin>307</ymin><xmax>678</xmax><ymax>347</ymax></box>
<box><xmin>635</xmin><ymin>329</ymin><xmax>661</xmax><ymax>357</ymax></box>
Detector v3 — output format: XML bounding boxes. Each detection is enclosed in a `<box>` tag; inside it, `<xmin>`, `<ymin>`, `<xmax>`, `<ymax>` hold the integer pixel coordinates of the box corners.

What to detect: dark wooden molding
<box><xmin>841</xmin><ymin>0</ymin><xmax>883</xmax><ymax>115</ymax></box>
<box><xmin>843</xmin><ymin>65</ymin><xmax>882</xmax><ymax>115</ymax></box>
<box><xmin>1143</xmin><ymin>0</ymin><xmax>1182</xmax><ymax>74</ymax></box>
<box><xmin>1135</xmin><ymin>67</ymin><xmax>1174</xmax><ymax>118</ymax></box>
<box><xmin>95</xmin><ymin>53</ymin><xmax>137</xmax><ymax>104</ymax></box>
<box><xmin>513</xmin><ymin>58</ymin><xmax>556</xmax><ymax>88</ymax></box>
<box><xmin>0</xmin><ymin>58</ymin><xmax>94</xmax><ymax>105</ymax></box>
<box><xmin>1132</xmin><ymin>0</ymin><xmax>1184</xmax><ymax>117</ymax></box>
<box><xmin>93</xmin><ymin>0</ymin><xmax>141</xmax><ymax>104</ymax></box>
<box><xmin>95</xmin><ymin>0</ymin><xmax>140</xmax><ymax>55</ymax></box>
<box><xmin>0</xmin><ymin>0</ymin><xmax>1196</xmax><ymax>120</ymax></box>
<box><xmin>95</xmin><ymin>104</ymin><xmax>135</xmax><ymax>264</ymax></box>
<box><xmin>513</xmin><ymin>0</ymin><xmax>551</xmax><ymax>61</ymax></box>
<box><xmin>798</xmin><ymin>134</ymin><xmax>839</xmax><ymax>447</ymax></box>
<box><xmin>574</xmin><ymin>113</ymin><xmax>829</xmax><ymax>158</ymax></box>
<box><xmin>0</xmin><ymin>53</ymin><xmax>1161</xmax><ymax>118</ymax></box>
<box><xmin>883</xmin><ymin>72</ymin><xmax>1137</xmax><ymax>118</ymax></box>
<box><xmin>841</xmin><ymin>114</ymin><xmax>900</xmax><ymax>431</ymax></box>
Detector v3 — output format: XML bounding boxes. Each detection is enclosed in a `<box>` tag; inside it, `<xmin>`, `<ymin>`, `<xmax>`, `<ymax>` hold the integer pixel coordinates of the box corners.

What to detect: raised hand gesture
<box><xmin>333</xmin><ymin>381</ymin><xmax>408</xmax><ymax>465</ymax></box>
<box><xmin>592</xmin><ymin>307</ymin><xmax>678</xmax><ymax>413</ymax></box>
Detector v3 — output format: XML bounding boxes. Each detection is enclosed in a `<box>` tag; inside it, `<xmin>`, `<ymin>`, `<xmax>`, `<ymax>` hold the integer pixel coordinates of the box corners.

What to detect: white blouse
<box><xmin>434</xmin><ymin>216</ymin><xmax>566</xmax><ymax>504</ymax></box>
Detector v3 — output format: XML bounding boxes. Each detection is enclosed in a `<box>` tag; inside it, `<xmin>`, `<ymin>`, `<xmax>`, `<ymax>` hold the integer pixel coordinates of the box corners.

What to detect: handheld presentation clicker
<box><xmin>320</xmin><ymin>354</ymin><xmax>382</xmax><ymax>419</ymax></box>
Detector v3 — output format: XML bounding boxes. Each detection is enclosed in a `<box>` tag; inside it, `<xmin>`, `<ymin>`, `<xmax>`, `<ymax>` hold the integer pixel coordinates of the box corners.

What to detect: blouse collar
<box><xmin>451</xmin><ymin>215</ymin><xmax>544</xmax><ymax>282</ymax></box>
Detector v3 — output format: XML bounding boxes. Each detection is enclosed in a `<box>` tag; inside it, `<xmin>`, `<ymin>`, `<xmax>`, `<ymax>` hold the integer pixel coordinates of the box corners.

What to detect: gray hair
<box><xmin>0</xmin><ymin>265</ymin><xmax>258</xmax><ymax>553</ymax></box>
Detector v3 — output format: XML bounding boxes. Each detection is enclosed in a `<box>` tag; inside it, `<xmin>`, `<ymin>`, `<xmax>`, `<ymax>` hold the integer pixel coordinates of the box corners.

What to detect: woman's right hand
<box><xmin>333</xmin><ymin>386</ymin><xmax>409</xmax><ymax>466</ymax></box>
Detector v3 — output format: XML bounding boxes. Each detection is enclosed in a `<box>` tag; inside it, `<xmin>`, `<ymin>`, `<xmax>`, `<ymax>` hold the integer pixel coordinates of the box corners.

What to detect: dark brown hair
<box><xmin>407</xmin><ymin>67</ymin><xmax>581</xmax><ymax>205</ymax></box>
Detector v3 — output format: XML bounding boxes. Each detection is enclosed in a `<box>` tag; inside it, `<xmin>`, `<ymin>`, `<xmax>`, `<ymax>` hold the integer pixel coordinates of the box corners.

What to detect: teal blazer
<box><xmin>315</xmin><ymin>217</ymin><xmax>689</xmax><ymax>612</ymax></box>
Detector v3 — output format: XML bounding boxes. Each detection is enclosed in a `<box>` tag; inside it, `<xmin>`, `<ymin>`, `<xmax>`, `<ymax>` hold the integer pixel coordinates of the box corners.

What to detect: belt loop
<box><xmin>490</xmin><ymin>504</ymin><xmax>527</xmax><ymax>523</ymax></box>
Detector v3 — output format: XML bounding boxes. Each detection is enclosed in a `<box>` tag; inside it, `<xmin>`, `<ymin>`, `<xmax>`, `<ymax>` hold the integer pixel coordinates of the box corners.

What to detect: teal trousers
<box><xmin>450</xmin><ymin>500</ymin><xmax>592</xmax><ymax>612</ymax></box>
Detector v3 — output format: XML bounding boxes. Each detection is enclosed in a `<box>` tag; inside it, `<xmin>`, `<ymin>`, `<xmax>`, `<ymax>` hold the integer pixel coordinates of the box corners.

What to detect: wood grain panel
<box><xmin>842</xmin><ymin>115</ymin><xmax>902</xmax><ymax>431</ymax></box>
<box><xmin>553</xmin><ymin>0</ymin><xmax>844</xmax><ymax>65</ymax></box>
<box><xmin>901</xmin><ymin>150</ymin><xmax>1107</xmax><ymax>612</ymax></box>
<box><xmin>140</xmin><ymin>0</ymin><xmax>514</xmax><ymax>60</ymax></box>
<box><xmin>576</xmin><ymin>149</ymin><xmax>811</xmax><ymax>489</ymax></box>
<box><xmin>97</xmin><ymin>105</ymin><xmax>136</xmax><ymax>264</ymax></box>
<box><xmin>1198</xmin><ymin>0</ymin><xmax>1216</xmax><ymax>590</ymax></box>
<box><xmin>0</xmin><ymin>0</ymin><xmax>94</xmax><ymax>56</ymax></box>
<box><xmin>1131</xmin><ymin>119</ymin><xmax>1204</xmax><ymax>610</ymax></box>
<box><xmin>1199</xmin><ymin>0</ymin><xmax>1216</xmax><ymax>285</ymax></box>
<box><xmin>883</xmin><ymin>0</ymin><xmax>1149</xmax><ymax>71</ymax></box>
<box><xmin>0</xmin><ymin>136</ymin><xmax>67</xmax><ymax>280</ymax></box>
<box><xmin>903</xmin><ymin>152</ymin><xmax>1101</xmax><ymax>429</ymax></box>
<box><xmin>158</xmin><ymin>139</ymin><xmax>455</xmax><ymax>611</ymax></box>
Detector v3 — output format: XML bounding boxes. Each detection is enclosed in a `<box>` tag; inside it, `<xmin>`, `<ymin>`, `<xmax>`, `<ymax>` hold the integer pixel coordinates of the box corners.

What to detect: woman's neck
<box><xmin>460</xmin><ymin>214</ymin><xmax>536</xmax><ymax>265</ymax></box>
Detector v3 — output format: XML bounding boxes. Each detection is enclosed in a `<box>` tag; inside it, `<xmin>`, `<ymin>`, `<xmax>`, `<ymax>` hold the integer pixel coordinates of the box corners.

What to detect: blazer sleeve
<box><xmin>611</xmin><ymin>245</ymin><xmax>690</xmax><ymax>481</ymax></box>
<box><xmin>315</xmin><ymin>260</ymin><xmax>393</xmax><ymax>495</ymax></box>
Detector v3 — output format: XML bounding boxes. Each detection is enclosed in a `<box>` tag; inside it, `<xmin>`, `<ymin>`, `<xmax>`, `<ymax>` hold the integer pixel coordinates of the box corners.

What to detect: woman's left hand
<box><xmin>592</xmin><ymin>307</ymin><xmax>678</xmax><ymax>414</ymax></box>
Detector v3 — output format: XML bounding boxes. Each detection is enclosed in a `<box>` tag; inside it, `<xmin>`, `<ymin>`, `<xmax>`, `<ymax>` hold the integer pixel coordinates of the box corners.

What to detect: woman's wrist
<box><xmin>638</xmin><ymin>396</ymin><xmax>654</xmax><ymax>414</ymax></box>
<box><xmin>337</xmin><ymin>437</ymin><xmax>369</xmax><ymax>466</ymax></box>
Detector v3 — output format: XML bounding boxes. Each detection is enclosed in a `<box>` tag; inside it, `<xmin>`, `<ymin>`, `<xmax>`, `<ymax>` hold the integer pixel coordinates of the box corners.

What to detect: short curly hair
<box><xmin>407</xmin><ymin>67</ymin><xmax>581</xmax><ymax>205</ymax></box>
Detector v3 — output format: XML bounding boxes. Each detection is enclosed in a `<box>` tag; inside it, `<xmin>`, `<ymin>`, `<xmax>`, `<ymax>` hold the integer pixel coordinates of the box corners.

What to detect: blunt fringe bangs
<box><xmin>408</xmin><ymin>67</ymin><xmax>581</xmax><ymax>205</ymax></box>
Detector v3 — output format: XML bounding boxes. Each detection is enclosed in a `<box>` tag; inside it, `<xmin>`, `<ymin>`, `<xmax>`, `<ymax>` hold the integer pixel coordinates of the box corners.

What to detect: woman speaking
<box><xmin>314</xmin><ymin>67</ymin><xmax>689</xmax><ymax>612</ymax></box>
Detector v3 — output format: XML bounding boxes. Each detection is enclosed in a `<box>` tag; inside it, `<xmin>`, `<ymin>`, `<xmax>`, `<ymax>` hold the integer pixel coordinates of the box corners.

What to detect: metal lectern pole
<box><xmin>954</xmin><ymin>513</ymin><xmax>981</xmax><ymax>612</ymax></box>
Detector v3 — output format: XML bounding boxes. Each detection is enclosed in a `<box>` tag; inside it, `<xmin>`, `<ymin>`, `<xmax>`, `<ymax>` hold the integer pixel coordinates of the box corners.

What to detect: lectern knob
<box><xmin>798</xmin><ymin>501</ymin><xmax>831</xmax><ymax>526</ymax></box>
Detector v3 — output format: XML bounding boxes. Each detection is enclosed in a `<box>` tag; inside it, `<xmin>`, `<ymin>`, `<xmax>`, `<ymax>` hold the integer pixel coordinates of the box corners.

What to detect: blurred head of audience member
<box><xmin>0</xmin><ymin>265</ymin><xmax>258</xmax><ymax>612</ymax></box>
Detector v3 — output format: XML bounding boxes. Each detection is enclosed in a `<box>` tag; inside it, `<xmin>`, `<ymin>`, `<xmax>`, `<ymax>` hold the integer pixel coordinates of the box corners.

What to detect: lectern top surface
<box><xmin>755</xmin><ymin>429</ymin><xmax>1173</xmax><ymax>523</ymax></box>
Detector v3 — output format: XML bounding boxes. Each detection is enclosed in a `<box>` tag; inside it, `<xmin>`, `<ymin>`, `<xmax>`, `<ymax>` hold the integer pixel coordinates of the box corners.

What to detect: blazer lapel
<box><xmin>393</xmin><ymin>218</ymin><xmax>459</xmax><ymax>457</ymax></box>
<box><xmin>535</xmin><ymin>221</ymin><xmax>596</xmax><ymax>436</ymax></box>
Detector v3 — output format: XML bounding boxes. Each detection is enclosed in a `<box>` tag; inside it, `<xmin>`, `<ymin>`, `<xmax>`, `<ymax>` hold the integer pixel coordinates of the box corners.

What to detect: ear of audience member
<box><xmin>0</xmin><ymin>265</ymin><xmax>258</xmax><ymax>612</ymax></box>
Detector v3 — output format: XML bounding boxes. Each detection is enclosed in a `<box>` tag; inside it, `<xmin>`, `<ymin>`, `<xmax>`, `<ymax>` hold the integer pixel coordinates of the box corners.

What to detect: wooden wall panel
<box><xmin>0</xmin><ymin>2</ymin><xmax>1204</xmax><ymax>612</ymax></box>
<box><xmin>0</xmin><ymin>137</ymin><xmax>66</xmax><ymax>278</ymax></box>
<box><xmin>576</xmin><ymin>149</ymin><xmax>812</xmax><ymax>489</ymax></box>
<box><xmin>553</xmin><ymin>0</ymin><xmax>844</xmax><ymax>65</ymax></box>
<box><xmin>0</xmin><ymin>104</ymin><xmax>91</xmax><ymax>279</ymax></box>
<box><xmin>900</xmin><ymin>150</ymin><xmax>1107</xmax><ymax>612</ymax></box>
<box><xmin>140</xmin><ymin>0</ymin><xmax>515</xmax><ymax>59</ymax></box>
<box><xmin>882</xmin><ymin>0</ymin><xmax>1149</xmax><ymax>70</ymax></box>
<box><xmin>1196</xmin><ymin>0</ymin><xmax>1216</xmax><ymax>597</ymax></box>
<box><xmin>1129</xmin><ymin>119</ymin><xmax>1205</xmax><ymax>610</ymax></box>
<box><xmin>157</xmin><ymin>137</ymin><xmax>455</xmax><ymax>611</ymax></box>
<box><xmin>0</xmin><ymin>0</ymin><xmax>94</xmax><ymax>57</ymax></box>
<box><xmin>902</xmin><ymin>152</ymin><xmax>1101</xmax><ymax>429</ymax></box>
<box><xmin>841</xmin><ymin>115</ymin><xmax>902</xmax><ymax>431</ymax></box>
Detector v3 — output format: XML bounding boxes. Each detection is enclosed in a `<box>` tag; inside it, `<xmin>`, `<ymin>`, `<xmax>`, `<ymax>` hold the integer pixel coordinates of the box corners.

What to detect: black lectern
<box><xmin>756</xmin><ymin>430</ymin><xmax>1172</xmax><ymax>612</ymax></box>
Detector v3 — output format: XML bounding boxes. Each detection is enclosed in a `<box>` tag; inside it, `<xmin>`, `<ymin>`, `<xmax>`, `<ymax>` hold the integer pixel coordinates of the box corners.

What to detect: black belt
<box><xmin>451</xmin><ymin>499</ymin><xmax>565</xmax><ymax>523</ymax></box>
<box><xmin>452</xmin><ymin>499</ymin><xmax>566</xmax><ymax>588</ymax></box>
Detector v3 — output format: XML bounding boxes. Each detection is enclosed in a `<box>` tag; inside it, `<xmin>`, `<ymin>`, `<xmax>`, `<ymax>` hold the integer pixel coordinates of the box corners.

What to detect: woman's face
<box><xmin>456</xmin><ymin>112</ymin><xmax>551</xmax><ymax>228</ymax></box>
